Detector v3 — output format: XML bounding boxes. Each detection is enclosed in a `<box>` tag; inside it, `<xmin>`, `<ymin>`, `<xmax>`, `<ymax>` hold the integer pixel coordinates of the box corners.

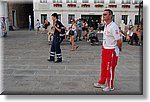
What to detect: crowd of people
<box><xmin>35</xmin><ymin>17</ymin><xmax>143</xmax><ymax>47</ymax></box>
<box><xmin>35</xmin><ymin>17</ymin><xmax>106</xmax><ymax>47</ymax></box>
<box><xmin>126</xmin><ymin>25</ymin><xmax>143</xmax><ymax>46</ymax></box>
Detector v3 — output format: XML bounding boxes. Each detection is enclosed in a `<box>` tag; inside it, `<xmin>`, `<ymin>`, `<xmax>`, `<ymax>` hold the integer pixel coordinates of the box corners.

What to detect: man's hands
<box><xmin>53</xmin><ymin>25</ymin><xmax>61</xmax><ymax>32</ymax></box>
<box><xmin>117</xmin><ymin>39</ymin><xmax>122</xmax><ymax>52</ymax></box>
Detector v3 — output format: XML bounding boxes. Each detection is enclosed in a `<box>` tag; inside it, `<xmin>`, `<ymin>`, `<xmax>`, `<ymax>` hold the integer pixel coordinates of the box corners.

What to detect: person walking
<box><xmin>76</xmin><ymin>19</ymin><xmax>82</xmax><ymax>41</ymax></box>
<box><xmin>44</xmin><ymin>19</ymin><xmax>50</xmax><ymax>33</ymax></box>
<box><xmin>69</xmin><ymin>19</ymin><xmax>79</xmax><ymax>51</ymax></box>
<box><xmin>94</xmin><ymin>9</ymin><xmax>122</xmax><ymax>92</ymax></box>
<box><xmin>47</xmin><ymin>13</ymin><xmax>64</xmax><ymax>63</ymax></box>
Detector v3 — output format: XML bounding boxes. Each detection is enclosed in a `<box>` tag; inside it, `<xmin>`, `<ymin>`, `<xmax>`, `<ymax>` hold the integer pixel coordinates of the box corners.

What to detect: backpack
<box><xmin>59</xmin><ymin>25</ymin><xmax>66</xmax><ymax>43</ymax></box>
<box><xmin>60</xmin><ymin>25</ymin><xmax>66</xmax><ymax>37</ymax></box>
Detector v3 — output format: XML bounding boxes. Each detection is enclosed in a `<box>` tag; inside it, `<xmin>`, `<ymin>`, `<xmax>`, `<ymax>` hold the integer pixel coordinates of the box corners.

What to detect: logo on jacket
<box><xmin>115</xmin><ymin>30</ymin><xmax>119</xmax><ymax>34</ymax></box>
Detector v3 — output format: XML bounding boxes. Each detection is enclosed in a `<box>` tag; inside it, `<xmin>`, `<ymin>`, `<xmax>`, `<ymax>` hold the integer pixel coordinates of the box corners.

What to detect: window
<box><xmin>122</xmin><ymin>15</ymin><xmax>128</xmax><ymax>25</ymax></box>
<box><xmin>109</xmin><ymin>0</ymin><xmax>115</xmax><ymax>3</ymax></box>
<box><xmin>82</xmin><ymin>0</ymin><xmax>89</xmax><ymax>3</ymax></box>
<box><xmin>122</xmin><ymin>0</ymin><xmax>130</xmax><ymax>4</ymax></box>
<box><xmin>53</xmin><ymin>0</ymin><xmax>62</xmax><ymax>3</ymax></box>
<box><xmin>68</xmin><ymin>14</ymin><xmax>75</xmax><ymax>24</ymax></box>
<box><xmin>135</xmin><ymin>15</ymin><xmax>140</xmax><ymax>25</ymax></box>
<box><xmin>132</xmin><ymin>0</ymin><xmax>142</xmax><ymax>4</ymax></box>
<box><xmin>41</xmin><ymin>14</ymin><xmax>47</xmax><ymax>24</ymax></box>
<box><xmin>58</xmin><ymin>14</ymin><xmax>61</xmax><ymax>22</ymax></box>
<box><xmin>113</xmin><ymin>15</ymin><xmax>115</xmax><ymax>22</ymax></box>
<box><xmin>94</xmin><ymin>0</ymin><xmax>104</xmax><ymax>3</ymax></box>
<box><xmin>40</xmin><ymin>0</ymin><xmax>47</xmax><ymax>3</ymax></box>
<box><xmin>66</xmin><ymin>0</ymin><xmax>77</xmax><ymax>3</ymax></box>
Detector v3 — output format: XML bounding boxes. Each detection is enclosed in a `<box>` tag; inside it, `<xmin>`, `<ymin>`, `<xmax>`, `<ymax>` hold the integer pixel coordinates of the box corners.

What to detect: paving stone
<box><xmin>1</xmin><ymin>30</ymin><xmax>143</xmax><ymax>95</ymax></box>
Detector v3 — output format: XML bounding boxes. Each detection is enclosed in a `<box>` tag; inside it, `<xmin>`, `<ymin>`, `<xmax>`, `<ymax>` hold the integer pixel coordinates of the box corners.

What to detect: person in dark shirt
<box><xmin>44</xmin><ymin>19</ymin><xmax>50</xmax><ymax>32</ymax></box>
<box><xmin>89</xmin><ymin>27</ymin><xmax>99</xmax><ymax>45</ymax></box>
<box><xmin>47</xmin><ymin>13</ymin><xmax>63</xmax><ymax>63</ymax></box>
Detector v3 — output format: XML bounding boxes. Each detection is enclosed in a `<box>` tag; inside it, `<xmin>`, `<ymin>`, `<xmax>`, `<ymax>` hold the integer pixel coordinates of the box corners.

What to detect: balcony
<box><xmin>95</xmin><ymin>4</ymin><xmax>103</xmax><ymax>8</ymax></box>
<box><xmin>135</xmin><ymin>5</ymin><xmax>143</xmax><ymax>8</ymax></box>
<box><xmin>122</xmin><ymin>5</ymin><xmax>130</xmax><ymax>8</ymax></box>
<box><xmin>81</xmin><ymin>4</ymin><xmax>90</xmax><ymax>8</ymax></box>
<box><xmin>67</xmin><ymin>4</ymin><xmax>76</xmax><ymax>7</ymax></box>
<box><xmin>53</xmin><ymin>3</ymin><xmax>62</xmax><ymax>7</ymax></box>
<box><xmin>108</xmin><ymin>4</ymin><xmax>117</xmax><ymax>8</ymax></box>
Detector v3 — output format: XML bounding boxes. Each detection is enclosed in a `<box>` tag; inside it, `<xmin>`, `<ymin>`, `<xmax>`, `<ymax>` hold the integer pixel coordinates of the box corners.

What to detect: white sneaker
<box><xmin>93</xmin><ymin>83</ymin><xmax>105</xmax><ymax>88</ymax></box>
<box><xmin>102</xmin><ymin>87</ymin><xmax>114</xmax><ymax>92</ymax></box>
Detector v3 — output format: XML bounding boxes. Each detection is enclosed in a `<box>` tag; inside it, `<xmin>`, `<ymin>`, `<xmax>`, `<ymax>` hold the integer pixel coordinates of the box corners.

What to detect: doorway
<box><xmin>81</xmin><ymin>15</ymin><xmax>102</xmax><ymax>29</ymax></box>
<box><xmin>9</xmin><ymin>2</ymin><xmax>34</xmax><ymax>29</ymax></box>
<box><xmin>12</xmin><ymin>10</ymin><xmax>16</xmax><ymax>27</ymax></box>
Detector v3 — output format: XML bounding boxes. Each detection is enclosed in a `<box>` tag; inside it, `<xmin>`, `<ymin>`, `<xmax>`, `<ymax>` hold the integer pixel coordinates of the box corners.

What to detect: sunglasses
<box><xmin>103</xmin><ymin>14</ymin><xmax>108</xmax><ymax>16</ymax></box>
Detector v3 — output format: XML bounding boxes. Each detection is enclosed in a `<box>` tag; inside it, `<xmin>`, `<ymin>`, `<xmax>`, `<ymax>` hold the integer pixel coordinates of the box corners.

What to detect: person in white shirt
<box><xmin>94</xmin><ymin>9</ymin><xmax>122</xmax><ymax>92</ymax></box>
<box><xmin>127</xmin><ymin>26</ymin><xmax>134</xmax><ymax>45</ymax></box>
<box><xmin>35</xmin><ymin>19</ymin><xmax>40</xmax><ymax>34</ymax></box>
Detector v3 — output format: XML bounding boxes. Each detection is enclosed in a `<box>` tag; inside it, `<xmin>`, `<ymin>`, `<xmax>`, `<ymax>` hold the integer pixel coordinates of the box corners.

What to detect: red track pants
<box><xmin>98</xmin><ymin>47</ymin><xmax>118</xmax><ymax>89</ymax></box>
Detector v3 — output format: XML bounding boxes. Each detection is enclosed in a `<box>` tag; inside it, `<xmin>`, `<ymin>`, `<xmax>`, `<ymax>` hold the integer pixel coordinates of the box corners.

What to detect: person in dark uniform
<box><xmin>47</xmin><ymin>13</ymin><xmax>63</xmax><ymax>63</ymax></box>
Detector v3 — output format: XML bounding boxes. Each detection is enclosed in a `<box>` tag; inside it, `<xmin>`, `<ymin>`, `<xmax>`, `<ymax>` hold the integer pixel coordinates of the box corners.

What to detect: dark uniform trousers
<box><xmin>50</xmin><ymin>35</ymin><xmax>62</xmax><ymax>62</ymax></box>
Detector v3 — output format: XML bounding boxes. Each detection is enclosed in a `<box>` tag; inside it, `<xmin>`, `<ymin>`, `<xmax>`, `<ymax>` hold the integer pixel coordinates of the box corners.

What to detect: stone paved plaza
<box><xmin>1</xmin><ymin>30</ymin><xmax>143</xmax><ymax>95</ymax></box>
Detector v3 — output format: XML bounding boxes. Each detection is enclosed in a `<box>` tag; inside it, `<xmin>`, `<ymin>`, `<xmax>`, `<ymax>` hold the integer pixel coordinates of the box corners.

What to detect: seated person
<box><xmin>89</xmin><ymin>27</ymin><xmax>99</xmax><ymax>45</ymax></box>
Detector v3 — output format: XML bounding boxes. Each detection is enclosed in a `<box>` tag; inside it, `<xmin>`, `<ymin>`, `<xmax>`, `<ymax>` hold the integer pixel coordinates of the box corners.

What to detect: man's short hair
<box><xmin>104</xmin><ymin>9</ymin><xmax>113</xmax><ymax>16</ymax></box>
<box><xmin>51</xmin><ymin>13</ymin><xmax>58</xmax><ymax>19</ymax></box>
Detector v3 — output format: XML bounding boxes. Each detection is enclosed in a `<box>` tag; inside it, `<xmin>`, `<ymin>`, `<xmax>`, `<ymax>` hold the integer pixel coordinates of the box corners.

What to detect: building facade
<box><xmin>33</xmin><ymin>0</ymin><xmax>143</xmax><ymax>29</ymax></box>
